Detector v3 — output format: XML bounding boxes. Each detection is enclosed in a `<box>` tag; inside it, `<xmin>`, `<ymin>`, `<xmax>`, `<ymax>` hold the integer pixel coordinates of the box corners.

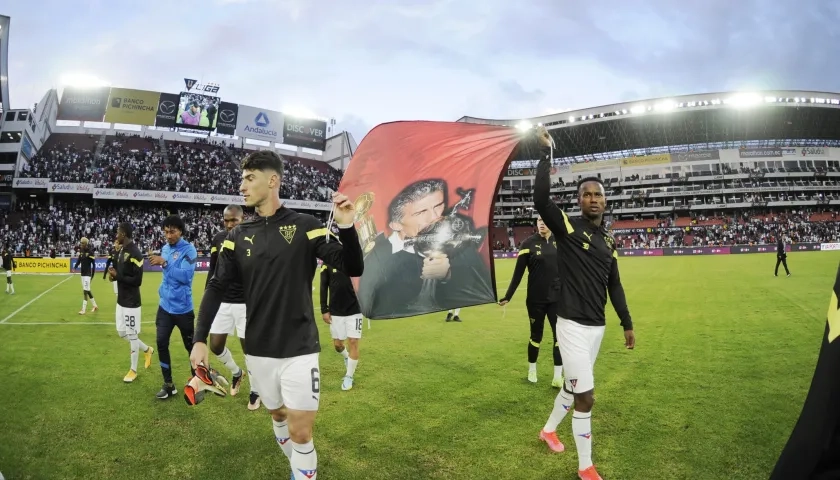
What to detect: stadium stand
<box><xmin>17</xmin><ymin>134</ymin><xmax>342</xmax><ymax>201</ymax></box>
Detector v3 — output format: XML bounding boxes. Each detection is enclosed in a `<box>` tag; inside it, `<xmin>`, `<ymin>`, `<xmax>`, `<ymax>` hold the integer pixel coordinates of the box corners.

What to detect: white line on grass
<box><xmin>0</xmin><ymin>275</ymin><xmax>76</xmax><ymax>324</ymax></box>
<box><xmin>1</xmin><ymin>321</ymin><xmax>156</xmax><ymax>326</ymax></box>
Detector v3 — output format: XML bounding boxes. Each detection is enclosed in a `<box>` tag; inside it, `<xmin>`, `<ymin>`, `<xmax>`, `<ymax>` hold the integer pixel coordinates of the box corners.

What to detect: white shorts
<box><xmin>556</xmin><ymin>317</ymin><xmax>605</xmax><ymax>394</ymax></box>
<box><xmin>5</xmin><ymin>270</ymin><xmax>10</xmax><ymax>278</ymax></box>
<box><xmin>246</xmin><ymin>353</ymin><xmax>320</xmax><ymax>411</ymax></box>
<box><xmin>116</xmin><ymin>306</ymin><xmax>142</xmax><ymax>336</ymax></box>
<box><xmin>329</xmin><ymin>314</ymin><xmax>363</xmax><ymax>340</ymax></box>
<box><xmin>81</xmin><ymin>275</ymin><xmax>91</xmax><ymax>291</ymax></box>
<box><xmin>209</xmin><ymin>303</ymin><xmax>247</xmax><ymax>338</ymax></box>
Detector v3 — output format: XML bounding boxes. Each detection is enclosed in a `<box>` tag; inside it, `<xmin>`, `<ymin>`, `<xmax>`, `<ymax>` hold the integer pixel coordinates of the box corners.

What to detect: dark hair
<box><xmin>388</xmin><ymin>179</ymin><xmax>447</xmax><ymax>224</ymax></box>
<box><xmin>162</xmin><ymin>215</ymin><xmax>186</xmax><ymax>233</ymax></box>
<box><xmin>118</xmin><ymin>222</ymin><xmax>134</xmax><ymax>239</ymax></box>
<box><xmin>241</xmin><ymin>150</ymin><xmax>284</xmax><ymax>177</ymax></box>
<box><xmin>224</xmin><ymin>204</ymin><xmax>244</xmax><ymax>216</ymax></box>
<box><xmin>577</xmin><ymin>176</ymin><xmax>604</xmax><ymax>193</ymax></box>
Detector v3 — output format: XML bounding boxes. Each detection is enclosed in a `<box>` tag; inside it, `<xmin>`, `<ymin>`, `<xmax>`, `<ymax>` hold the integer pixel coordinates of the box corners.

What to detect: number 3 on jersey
<box><xmin>246</xmin><ymin>248</ymin><xmax>251</xmax><ymax>257</ymax></box>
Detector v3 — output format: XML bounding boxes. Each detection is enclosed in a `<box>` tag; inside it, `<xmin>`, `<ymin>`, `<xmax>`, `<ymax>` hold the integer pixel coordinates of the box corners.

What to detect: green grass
<box><xmin>0</xmin><ymin>253</ymin><xmax>838</xmax><ymax>479</ymax></box>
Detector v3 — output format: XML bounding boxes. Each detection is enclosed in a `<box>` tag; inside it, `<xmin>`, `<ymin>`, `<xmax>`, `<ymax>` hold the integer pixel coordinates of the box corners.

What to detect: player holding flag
<box><xmin>191</xmin><ymin>150</ymin><xmax>364</xmax><ymax>480</ymax></box>
<box><xmin>531</xmin><ymin>126</ymin><xmax>635</xmax><ymax>480</ymax></box>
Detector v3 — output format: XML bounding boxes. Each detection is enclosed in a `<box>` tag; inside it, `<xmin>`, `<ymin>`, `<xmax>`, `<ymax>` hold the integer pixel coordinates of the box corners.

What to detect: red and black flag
<box><xmin>770</xmin><ymin>261</ymin><xmax>840</xmax><ymax>479</ymax></box>
<box><xmin>337</xmin><ymin>121</ymin><xmax>524</xmax><ymax>319</ymax></box>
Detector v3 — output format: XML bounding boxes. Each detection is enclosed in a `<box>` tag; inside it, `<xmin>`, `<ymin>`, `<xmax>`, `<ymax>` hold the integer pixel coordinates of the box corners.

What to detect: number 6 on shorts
<box><xmin>311</xmin><ymin>367</ymin><xmax>320</xmax><ymax>394</ymax></box>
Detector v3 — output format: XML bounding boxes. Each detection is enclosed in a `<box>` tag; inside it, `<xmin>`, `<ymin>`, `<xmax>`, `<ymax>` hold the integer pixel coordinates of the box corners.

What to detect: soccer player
<box><xmin>1</xmin><ymin>247</ymin><xmax>14</xmax><ymax>294</ymax></box>
<box><xmin>206</xmin><ymin>204</ymin><xmax>255</xmax><ymax>407</ymax></box>
<box><xmin>445</xmin><ymin>308</ymin><xmax>462</xmax><ymax>322</ymax></box>
<box><xmin>148</xmin><ymin>215</ymin><xmax>198</xmax><ymax>400</ymax></box>
<box><xmin>191</xmin><ymin>150</ymin><xmax>364</xmax><ymax>480</ymax></box>
<box><xmin>531</xmin><ymin>126</ymin><xmax>635</xmax><ymax>480</ymax></box>
<box><xmin>104</xmin><ymin>241</ymin><xmax>120</xmax><ymax>295</ymax></box>
<box><xmin>320</xmin><ymin>262</ymin><xmax>364</xmax><ymax>391</ymax></box>
<box><xmin>775</xmin><ymin>232</ymin><xmax>791</xmax><ymax>277</ymax></box>
<box><xmin>498</xmin><ymin>215</ymin><xmax>564</xmax><ymax>387</ymax></box>
<box><xmin>73</xmin><ymin>237</ymin><xmax>99</xmax><ymax>314</ymax></box>
<box><xmin>107</xmin><ymin>223</ymin><xmax>154</xmax><ymax>383</ymax></box>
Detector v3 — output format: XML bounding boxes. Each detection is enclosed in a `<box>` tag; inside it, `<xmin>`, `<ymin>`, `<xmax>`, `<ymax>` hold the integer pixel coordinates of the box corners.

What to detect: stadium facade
<box><xmin>455</xmin><ymin>90</ymin><xmax>840</xmax><ymax>222</ymax></box>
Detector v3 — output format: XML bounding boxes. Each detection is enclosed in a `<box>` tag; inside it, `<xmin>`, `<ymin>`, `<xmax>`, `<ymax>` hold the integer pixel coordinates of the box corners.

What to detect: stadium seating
<box><xmin>17</xmin><ymin>134</ymin><xmax>342</xmax><ymax>201</ymax></box>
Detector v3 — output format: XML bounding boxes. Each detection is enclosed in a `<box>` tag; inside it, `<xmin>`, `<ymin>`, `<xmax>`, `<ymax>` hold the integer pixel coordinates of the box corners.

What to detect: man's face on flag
<box><xmin>392</xmin><ymin>190</ymin><xmax>445</xmax><ymax>239</ymax></box>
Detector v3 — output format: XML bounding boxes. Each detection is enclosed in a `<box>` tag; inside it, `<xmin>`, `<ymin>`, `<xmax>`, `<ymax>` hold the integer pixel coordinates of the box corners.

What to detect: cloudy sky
<box><xmin>4</xmin><ymin>0</ymin><xmax>839</xmax><ymax>143</ymax></box>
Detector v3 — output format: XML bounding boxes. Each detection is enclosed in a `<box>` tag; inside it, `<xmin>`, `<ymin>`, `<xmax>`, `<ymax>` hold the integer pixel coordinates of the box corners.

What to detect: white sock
<box><xmin>138</xmin><ymin>339</ymin><xmax>149</xmax><ymax>352</ymax></box>
<box><xmin>216</xmin><ymin>347</ymin><xmax>242</xmax><ymax>376</ymax></box>
<box><xmin>82</xmin><ymin>300</ymin><xmax>87</xmax><ymax>311</ymax></box>
<box><xmin>543</xmin><ymin>388</ymin><xmax>574</xmax><ymax>432</ymax></box>
<box><xmin>347</xmin><ymin>358</ymin><xmax>358</xmax><ymax>378</ymax></box>
<box><xmin>291</xmin><ymin>440</ymin><xmax>318</xmax><ymax>479</ymax></box>
<box><xmin>339</xmin><ymin>349</ymin><xmax>349</xmax><ymax>359</ymax></box>
<box><xmin>572</xmin><ymin>411</ymin><xmax>593</xmax><ymax>471</ymax></box>
<box><xmin>554</xmin><ymin>365</ymin><xmax>563</xmax><ymax>379</ymax></box>
<box><xmin>244</xmin><ymin>356</ymin><xmax>258</xmax><ymax>395</ymax></box>
<box><xmin>452</xmin><ymin>308</ymin><xmax>460</xmax><ymax>316</ymax></box>
<box><xmin>90</xmin><ymin>297</ymin><xmax>98</xmax><ymax>308</ymax></box>
<box><xmin>529</xmin><ymin>362</ymin><xmax>537</xmax><ymax>372</ymax></box>
<box><xmin>129</xmin><ymin>338</ymin><xmax>140</xmax><ymax>371</ymax></box>
<box><xmin>272</xmin><ymin>419</ymin><xmax>293</xmax><ymax>459</ymax></box>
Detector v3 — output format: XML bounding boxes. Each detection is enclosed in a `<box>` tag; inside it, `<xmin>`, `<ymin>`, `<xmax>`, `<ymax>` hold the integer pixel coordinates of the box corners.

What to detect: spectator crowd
<box><xmin>17</xmin><ymin>137</ymin><xmax>342</xmax><ymax>202</ymax></box>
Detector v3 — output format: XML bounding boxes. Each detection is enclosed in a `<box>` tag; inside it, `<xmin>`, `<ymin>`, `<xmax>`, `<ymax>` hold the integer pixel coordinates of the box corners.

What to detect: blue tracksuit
<box><xmin>158</xmin><ymin>239</ymin><xmax>197</xmax><ymax>315</ymax></box>
<box><xmin>156</xmin><ymin>238</ymin><xmax>198</xmax><ymax>385</ymax></box>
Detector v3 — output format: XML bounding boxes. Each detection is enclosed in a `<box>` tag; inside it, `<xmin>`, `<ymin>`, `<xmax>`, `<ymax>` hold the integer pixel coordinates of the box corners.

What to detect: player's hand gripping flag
<box><xmin>184</xmin><ymin>363</ymin><xmax>230</xmax><ymax>406</ymax></box>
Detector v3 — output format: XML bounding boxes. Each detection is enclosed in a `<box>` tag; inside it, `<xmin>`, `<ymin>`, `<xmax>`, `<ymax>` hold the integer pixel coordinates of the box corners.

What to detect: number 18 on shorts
<box><xmin>329</xmin><ymin>314</ymin><xmax>363</xmax><ymax>340</ymax></box>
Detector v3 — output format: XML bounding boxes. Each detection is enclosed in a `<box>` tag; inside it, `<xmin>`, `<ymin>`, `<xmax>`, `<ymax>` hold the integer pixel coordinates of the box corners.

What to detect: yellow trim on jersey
<box><xmin>561</xmin><ymin>211</ymin><xmax>575</xmax><ymax>233</ymax></box>
<box><xmin>222</xmin><ymin>240</ymin><xmax>235</xmax><ymax>251</ymax></box>
<box><xmin>307</xmin><ymin>228</ymin><xmax>337</xmax><ymax>240</ymax></box>
<box><xmin>612</xmin><ymin>250</ymin><xmax>618</xmax><ymax>259</ymax></box>
<box><xmin>130</xmin><ymin>258</ymin><xmax>143</xmax><ymax>267</ymax></box>
<box><xmin>320</xmin><ymin>264</ymin><xmax>328</xmax><ymax>272</ymax></box>
<box><xmin>210</xmin><ymin>246</ymin><xmax>218</xmax><ymax>254</ymax></box>
<box><xmin>529</xmin><ymin>340</ymin><xmax>540</xmax><ymax>348</ymax></box>
<box><xmin>518</xmin><ymin>248</ymin><xmax>530</xmax><ymax>255</ymax></box>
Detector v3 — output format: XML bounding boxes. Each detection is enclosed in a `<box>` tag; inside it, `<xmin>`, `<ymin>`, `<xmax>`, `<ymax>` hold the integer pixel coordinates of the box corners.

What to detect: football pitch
<box><xmin>1</xmin><ymin>253</ymin><xmax>838</xmax><ymax>480</ymax></box>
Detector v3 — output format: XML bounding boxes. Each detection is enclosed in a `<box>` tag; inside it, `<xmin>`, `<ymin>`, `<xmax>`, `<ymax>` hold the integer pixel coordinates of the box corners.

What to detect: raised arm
<box><xmin>308</xmin><ymin>218</ymin><xmax>364</xmax><ymax>277</ymax></box>
<box><xmin>501</xmin><ymin>247</ymin><xmax>530</xmax><ymax>302</ymax></box>
<box><xmin>607</xmin><ymin>254</ymin><xmax>633</xmax><ymax>331</ymax></box>
<box><xmin>533</xmin><ymin>142</ymin><xmax>574</xmax><ymax>238</ymax></box>
<box><xmin>319</xmin><ymin>265</ymin><xmax>331</xmax><ymax>314</ymax></box>
<box><xmin>194</xmin><ymin>235</ymin><xmax>240</xmax><ymax>344</ymax></box>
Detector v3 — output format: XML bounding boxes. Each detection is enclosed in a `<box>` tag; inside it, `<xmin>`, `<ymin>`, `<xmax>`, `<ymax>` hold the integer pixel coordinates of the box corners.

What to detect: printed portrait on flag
<box><xmin>338</xmin><ymin>121</ymin><xmax>522</xmax><ymax>319</ymax></box>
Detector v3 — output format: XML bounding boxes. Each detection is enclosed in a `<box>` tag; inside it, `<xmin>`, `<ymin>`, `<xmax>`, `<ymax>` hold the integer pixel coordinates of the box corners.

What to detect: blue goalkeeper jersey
<box><xmin>158</xmin><ymin>239</ymin><xmax>197</xmax><ymax>315</ymax></box>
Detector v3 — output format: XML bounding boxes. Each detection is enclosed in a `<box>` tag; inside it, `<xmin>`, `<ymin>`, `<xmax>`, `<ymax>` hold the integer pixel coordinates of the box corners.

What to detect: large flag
<box><xmin>338</xmin><ymin>121</ymin><xmax>522</xmax><ymax>319</ymax></box>
<box><xmin>769</xmin><ymin>261</ymin><xmax>840</xmax><ymax>479</ymax></box>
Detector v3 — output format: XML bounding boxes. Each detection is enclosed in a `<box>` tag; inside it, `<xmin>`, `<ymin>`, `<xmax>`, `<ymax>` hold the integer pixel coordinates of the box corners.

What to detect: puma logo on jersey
<box><xmin>244</xmin><ymin>235</ymin><xmax>255</xmax><ymax>245</ymax></box>
<box><xmin>583</xmin><ymin>232</ymin><xmax>593</xmax><ymax>241</ymax></box>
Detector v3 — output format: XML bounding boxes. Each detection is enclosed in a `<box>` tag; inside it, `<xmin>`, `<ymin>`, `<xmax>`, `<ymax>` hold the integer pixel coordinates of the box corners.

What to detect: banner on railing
<box><xmin>491</xmin><ymin>243</ymin><xmax>828</xmax><ymax>259</ymax></box>
<box><xmin>12</xmin><ymin>177</ymin><xmax>49</xmax><ymax>189</ymax></box>
<box><xmin>90</xmin><ymin>188</ymin><xmax>333</xmax><ymax>211</ymax></box>
<box><xmin>48</xmin><ymin>182</ymin><xmax>94</xmax><ymax>194</ymax></box>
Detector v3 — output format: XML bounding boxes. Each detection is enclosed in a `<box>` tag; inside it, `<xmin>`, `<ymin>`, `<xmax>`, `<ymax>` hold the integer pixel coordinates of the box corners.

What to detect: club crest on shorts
<box><xmin>297</xmin><ymin>468</ymin><xmax>317</xmax><ymax>479</ymax></box>
<box><xmin>279</xmin><ymin>225</ymin><xmax>297</xmax><ymax>244</ymax></box>
<box><xmin>569</xmin><ymin>379</ymin><xmax>577</xmax><ymax>388</ymax></box>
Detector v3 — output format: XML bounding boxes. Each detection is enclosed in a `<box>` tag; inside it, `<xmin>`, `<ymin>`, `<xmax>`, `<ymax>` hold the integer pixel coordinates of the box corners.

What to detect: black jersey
<box><xmin>74</xmin><ymin>247</ymin><xmax>96</xmax><ymax>277</ymax></box>
<box><xmin>115</xmin><ymin>240</ymin><xmax>143</xmax><ymax>308</ymax></box>
<box><xmin>206</xmin><ymin>229</ymin><xmax>245</xmax><ymax>304</ymax></box>
<box><xmin>777</xmin><ymin>238</ymin><xmax>787</xmax><ymax>257</ymax></box>
<box><xmin>320</xmin><ymin>263</ymin><xmax>362</xmax><ymax>317</ymax></box>
<box><xmin>195</xmin><ymin>206</ymin><xmax>364</xmax><ymax>359</ymax></box>
<box><xmin>1</xmin><ymin>252</ymin><xmax>14</xmax><ymax>271</ymax></box>
<box><xmin>501</xmin><ymin>233</ymin><xmax>560</xmax><ymax>304</ymax></box>
<box><xmin>533</xmin><ymin>145</ymin><xmax>633</xmax><ymax>331</ymax></box>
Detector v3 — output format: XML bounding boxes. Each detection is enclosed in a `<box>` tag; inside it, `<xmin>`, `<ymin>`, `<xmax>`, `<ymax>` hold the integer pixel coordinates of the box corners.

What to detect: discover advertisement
<box><xmin>283</xmin><ymin>116</ymin><xmax>327</xmax><ymax>151</ymax></box>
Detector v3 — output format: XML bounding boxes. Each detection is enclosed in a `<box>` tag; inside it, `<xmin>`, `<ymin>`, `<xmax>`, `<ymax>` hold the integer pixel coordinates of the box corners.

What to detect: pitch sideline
<box><xmin>0</xmin><ymin>275</ymin><xmax>76</xmax><ymax>324</ymax></box>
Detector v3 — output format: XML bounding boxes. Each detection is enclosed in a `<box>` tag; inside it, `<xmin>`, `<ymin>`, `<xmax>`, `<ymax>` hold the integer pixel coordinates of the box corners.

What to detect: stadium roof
<box><xmin>457</xmin><ymin>90</ymin><xmax>840</xmax><ymax>161</ymax></box>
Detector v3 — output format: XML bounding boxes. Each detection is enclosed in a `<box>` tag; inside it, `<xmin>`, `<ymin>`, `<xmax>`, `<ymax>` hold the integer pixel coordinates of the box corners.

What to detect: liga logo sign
<box><xmin>13</xmin><ymin>258</ymin><xmax>72</xmax><ymax>273</ymax></box>
<box><xmin>104</xmin><ymin>88</ymin><xmax>161</xmax><ymax>126</ymax></box>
